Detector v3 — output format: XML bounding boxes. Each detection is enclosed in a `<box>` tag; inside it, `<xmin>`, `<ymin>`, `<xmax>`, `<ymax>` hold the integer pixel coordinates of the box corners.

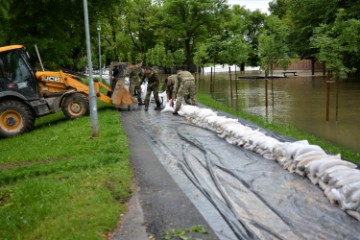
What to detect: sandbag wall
<box><xmin>169</xmin><ymin>104</ymin><xmax>360</xmax><ymax>222</ymax></box>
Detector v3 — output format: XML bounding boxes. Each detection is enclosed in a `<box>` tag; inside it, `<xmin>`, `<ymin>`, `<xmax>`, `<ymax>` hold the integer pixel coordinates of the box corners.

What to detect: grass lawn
<box><xmin>0</xmin><ymin>102</ymin><xmax>132</xmax><ymax>240</ymax></box>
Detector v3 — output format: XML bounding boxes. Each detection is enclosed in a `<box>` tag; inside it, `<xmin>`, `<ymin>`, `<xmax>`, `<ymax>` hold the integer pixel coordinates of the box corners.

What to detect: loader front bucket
<box><xmin>111</xmin><ymin>79</ymin><xmax>138</xmax><ymax>108</ymax></box>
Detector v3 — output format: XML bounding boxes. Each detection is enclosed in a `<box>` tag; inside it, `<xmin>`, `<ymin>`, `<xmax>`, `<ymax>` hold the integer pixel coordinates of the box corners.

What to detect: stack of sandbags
<box><xmin>178</xmin><ymin>105</ymin><xmax>202</xmax><ymax>120</ymax></box>
<box><xmin>172</xmin><ymin>104</ymin><xmax>360</xmax><ymax>221</ymax></box>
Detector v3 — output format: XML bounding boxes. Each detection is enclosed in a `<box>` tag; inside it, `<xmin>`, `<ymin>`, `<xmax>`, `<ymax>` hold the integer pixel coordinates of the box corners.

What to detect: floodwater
<box><xmin>195</xmin><ymin>72</ymin><xmax>360</xmax><ymax>153</ymax></box>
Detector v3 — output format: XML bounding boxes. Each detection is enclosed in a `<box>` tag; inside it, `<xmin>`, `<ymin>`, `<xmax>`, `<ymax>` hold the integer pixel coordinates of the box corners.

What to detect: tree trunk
<box><xmin>311</xmin><ymin>58</ymin><xmax>315</xmax><ymax>75</ymax></box>
<box><xmin>184</xmin><ymin>39</ymin><xmax>192</xmax><ymax>71</ymax></box>
<box><xmin>240</xmin><ymin>63</ymin><xmax>245</xmax><ymax>72</ymax></box>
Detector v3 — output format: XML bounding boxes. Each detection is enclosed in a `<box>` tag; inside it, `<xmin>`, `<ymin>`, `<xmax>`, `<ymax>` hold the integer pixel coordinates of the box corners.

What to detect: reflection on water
<box><xmin>196</xmin><ymin>73</ymin><xmax>360</xmax><ymax>153</ymax></box>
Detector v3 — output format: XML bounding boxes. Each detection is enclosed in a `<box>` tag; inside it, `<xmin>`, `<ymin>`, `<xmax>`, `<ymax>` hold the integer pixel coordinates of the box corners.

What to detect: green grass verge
<box><xmin>197</xmin><ymin>93</ymin><xmax>360</xmax><ymax>165</ymax></box>
<box><xmin>0</xmin><ymin>102</ymin><xmax>132</xmax><ymax>239</ymax></box>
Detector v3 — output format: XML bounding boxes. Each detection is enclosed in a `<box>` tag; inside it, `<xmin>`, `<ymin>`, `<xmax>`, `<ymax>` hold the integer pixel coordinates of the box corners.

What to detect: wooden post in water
<box><xmin>213</xmin><ymin>64</ymin><xmax>216</xmax><ymax>94</ymax></box>
<box><xmin>326</xmin><ymin>80</ymin><xmax>330</xmax><ymax>121</ymax></box>
<box><xmin>265</xmin><ymin>78</ymin><xmax>268</xmax><ymax>121</ymax></box>
<box><xmin>229</xmin><ymin>66</ymin><xmax>233</xmax><ymax>100</ymax></box>
<box><xmin>235</xmin><ymin>65</ymin><xmax>238</xmax><ymax>79</ymax></box>
<box><xmin>210</xmin><ymin>67</ymin><xmax>213</xmax><ymax>94</ymax></box>
<box><xmin>235</xmin><ymin>65</ymin><xmax>238</xmax><ymax>95</ymax></box>
<box><xmin>335</xmin><ymin>76</ymin><xmax>339</xmax><ymax>121</ymax></box>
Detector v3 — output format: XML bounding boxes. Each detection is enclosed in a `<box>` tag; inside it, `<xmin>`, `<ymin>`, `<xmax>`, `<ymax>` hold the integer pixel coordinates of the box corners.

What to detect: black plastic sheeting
<box><xmin>121</xmin><ymin>106</ymin><xmax>360</xmax><ymax>240</ymax></box>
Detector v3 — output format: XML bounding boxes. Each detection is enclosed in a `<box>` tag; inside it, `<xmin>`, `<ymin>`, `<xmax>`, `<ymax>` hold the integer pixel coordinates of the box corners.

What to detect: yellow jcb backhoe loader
<box><xmin>0</xmin><ymin>45</ymin><xmax>136</xmax><ymax>138</ymax></box>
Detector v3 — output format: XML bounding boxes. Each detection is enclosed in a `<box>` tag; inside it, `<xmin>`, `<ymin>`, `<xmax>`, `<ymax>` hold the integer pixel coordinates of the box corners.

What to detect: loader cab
<box><xmin>0</xmin><ymin>45</ymin><xmax>40</xmax><ymax>100</ymax></box>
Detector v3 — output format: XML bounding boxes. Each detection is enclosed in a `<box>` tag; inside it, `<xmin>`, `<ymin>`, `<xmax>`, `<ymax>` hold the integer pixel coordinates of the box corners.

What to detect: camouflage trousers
<box><xmin>175</xmin><ymin>78</ymin><xmax>197</xmax><ymax>112</ymax></box>
<box><xmin>144</xmin><ymin>84</ymin><xmax>161</xmax><ymax>108</ymax></box>
<box><xmin>129</xmin><ymin>79</ymin><xmax>142</xmax><ymax>103</ymax></box>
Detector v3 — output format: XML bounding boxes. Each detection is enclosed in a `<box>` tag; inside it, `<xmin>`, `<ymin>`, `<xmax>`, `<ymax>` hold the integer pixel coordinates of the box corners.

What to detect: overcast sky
<box><xmin>227</xmin><ymin>0</ymin><xmax>272</xmax><ymax>13</ymax></box>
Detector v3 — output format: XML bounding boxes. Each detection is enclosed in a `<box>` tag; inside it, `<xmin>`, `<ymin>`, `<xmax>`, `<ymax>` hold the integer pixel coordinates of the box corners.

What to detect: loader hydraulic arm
<box><xmin>36</xmin><ymin>70</ymin><xmax>112</xmax><ymax>104</ymax></box>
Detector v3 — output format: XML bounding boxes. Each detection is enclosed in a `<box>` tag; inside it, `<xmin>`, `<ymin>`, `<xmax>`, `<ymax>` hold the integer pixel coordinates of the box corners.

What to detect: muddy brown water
<box><xmin>195</xmin><ymin>72</ymin><xmax>360</xmax><ymax>153</ymax></box>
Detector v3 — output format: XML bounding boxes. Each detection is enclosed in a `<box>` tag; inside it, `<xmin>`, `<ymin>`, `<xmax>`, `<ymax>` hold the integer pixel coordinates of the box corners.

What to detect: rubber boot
<box><xmin>154</xmin><ymin>101</ymin><xmax>164</xmax><ymax>110</ymax></box>
<box><xmin>154</xmin><ymin>104</ymin><xmax>164</xmax><ymax>110</ymax></box>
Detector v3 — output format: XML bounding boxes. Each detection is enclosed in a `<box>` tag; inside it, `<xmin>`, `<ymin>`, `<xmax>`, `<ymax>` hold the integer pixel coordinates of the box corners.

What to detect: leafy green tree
<box><xmin>310</xmin><ymin>9</ymin><xmax>360</xmax><ymax>79</ymax></box>
<box><xmin>123</xmin><ymin>0</ymin><xmax>159</xmax><ymax>63</ymax></box>
<box><xmin>0</xmin><ymin>0</ymin><xmax>10</xmax><ymax>18</ymax></box>
<box><xmin>192</xmin><ymin>5</ymin><xmax>260</xmax><ymax>70</ymax></box>
<box><xmin>145</xmin><ymin>46</ymin><xmax>182</xmax><ymax>75</ymax></box>
<box><xmin>0</xmin><ymin>0</ymin><xmax>120</xmax><ymax>70</ymax></box>
<box><xmin>172</xmin><ymin>49</ymin><xmax>186</xmax><ymax>67</ymax></box>
<box><xmin>153</xmin><ymin>0</ymin><xmax>228</xmax><ymax>69</ymax></box>
<box><xmin>258</xmin><ymin>15</ymin><xmax>290</xmax><ymax>76</ymax></box>
<box><xmin>244</xmin><ymin>10</ymin><xmax>267</xmax><ymax>66</ymax></box>
<box><xmin>146</xmin><ymin>43</ymin><xmax>166</xmax><ymax>66</ymax></box>
<box><xmin>207</xmin><ymin>35</ymin><xmax>225</xmax><ymax>65</ymax></box>
<box><xmin>100</xmin><ymin>1</ymin><xmax>132</xmax><ymax>63</ymax></box>
<box><xmin>218</xmin><ymin>5</ymin><xmax>251</xmax><ymax>69</ymax></box>
<box><xmin>218</xmin><ymin>37</ymin><xmax>251</xmax><ymax>68</ymax></box>
<box><xmin>283</xmin><ymin>0</ymin><xmax>359</xmax><ymax>56</ymax></box>
<box><xmin>269</xmin><ymin>0</ymin><xmax>289</xmax><ymax>18</ymax></box>
<box><xmin>193</xmin><ymin>43</ymin><xmax>210</xmax><ymax>68</ymax></box>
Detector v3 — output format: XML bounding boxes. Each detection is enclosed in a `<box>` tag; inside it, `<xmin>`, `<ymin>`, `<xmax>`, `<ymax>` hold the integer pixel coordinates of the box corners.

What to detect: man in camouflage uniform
<box><xmin>172</xmin><ymin>70</ymin><xmax>197</xmax><ymax>115</ymax></box>
<box><xmin>126</xmin><ymin>59</ymin><xmax>143</xmax><ymax>104</ymax></box>
<box><xmin>165</xmin><ymin>73</ymin><xmax>194</xmax><ymax>103</ymax></box>
<box><xmin>164</xmin><ymin>74</ymin><xmax>177</xmax><ymax>100</ymax></box>
<box><xmin>140</xmin><ymin>66</ymin><xmax>163</xmax><ymax>111</ymax></box>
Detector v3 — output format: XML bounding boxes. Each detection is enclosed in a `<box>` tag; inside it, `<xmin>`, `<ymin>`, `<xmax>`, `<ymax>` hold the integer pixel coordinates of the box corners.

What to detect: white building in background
<box><xmin>202</xmin><ymin>64</ymin><xmax>260</xmax><ymax>73</ymax></box>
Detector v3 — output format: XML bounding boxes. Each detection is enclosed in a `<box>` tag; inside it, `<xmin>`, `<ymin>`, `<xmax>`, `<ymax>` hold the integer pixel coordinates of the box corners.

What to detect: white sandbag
<box><xmin>161</xmin><ymin>100</ymin><xmax>175</xmax><ymax>113</ymax></box>
<box><xmin>305</xmin><ymin>158</ymin><xmax>351</xmax><ymax>184</ymax></box>
<box><xmin>318</xmin><ymin>166</ymin><xmax>357</xmax><ymax>190</ymax></box>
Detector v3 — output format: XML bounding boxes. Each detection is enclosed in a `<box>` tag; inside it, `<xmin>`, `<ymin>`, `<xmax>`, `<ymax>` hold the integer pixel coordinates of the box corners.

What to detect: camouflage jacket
<box><xmin>126</xmin><ymin>65</ymin><xmax>143</xmax><ymax>82</ymax></box>
<box><xmin>173</xmin><ymin>71</ymin><xmax>194</xmax><ymax>96</ymax></box>
<box><xmin>141</xmin><ymin>69</ymin><xmax>160</xmax><ymax>88</ymax></box>
<box><xmin>166</xmin><ymin>74</ymin><xmax>177</xmax><ymax>96</ymax></box>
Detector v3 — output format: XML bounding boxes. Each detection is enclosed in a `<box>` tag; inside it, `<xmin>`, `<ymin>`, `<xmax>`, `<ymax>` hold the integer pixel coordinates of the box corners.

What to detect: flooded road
<box><xmin>196</xmin><ymin>73</ymin><xmax>360</xmax><ymax>153</ymax></box>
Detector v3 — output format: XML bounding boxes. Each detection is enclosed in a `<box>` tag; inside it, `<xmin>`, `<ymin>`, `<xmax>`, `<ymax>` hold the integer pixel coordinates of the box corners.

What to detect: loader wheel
<box><xmin>62</xmin><ymin>93</ymin><xmax>89</xmax><ymax>119</ymax></box>
<box><xmin>0</xmin><ymin>100</ymin><xmax>35</xmax><ymax>138</ymax></box>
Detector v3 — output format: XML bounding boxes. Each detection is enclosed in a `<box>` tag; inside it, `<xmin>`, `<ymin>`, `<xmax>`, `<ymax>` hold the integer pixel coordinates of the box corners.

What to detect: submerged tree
<box><xmin>218</xmin><ymin>5</ymin><xmax>253</xmax><ymax>69</ymax></box>
<box><xmin>310</xmin><ymin>9</ymin><xmax>360</xmax><ymax>80</ymax></box>
<box><xmin>218</xmin><ymin>37</ymin><xmax>251</xmax><ymax>70</ymax></box>
<box><xmin>258</xmin><ymin>15</ymin><xmax>290</xmax><ymax>77</ymax></box>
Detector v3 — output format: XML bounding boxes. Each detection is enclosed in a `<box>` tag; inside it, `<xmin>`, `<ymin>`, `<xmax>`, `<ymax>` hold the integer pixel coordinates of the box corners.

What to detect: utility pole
<box><xmin>83</xmin><ymin>0</ymin><xmax>99</xmax><ymax>138</ymax></box>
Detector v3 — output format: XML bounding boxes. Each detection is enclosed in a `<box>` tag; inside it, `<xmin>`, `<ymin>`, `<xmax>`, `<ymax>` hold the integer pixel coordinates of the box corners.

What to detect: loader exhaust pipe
<box><xmin>34</xmin><ymin>44</ymin><xmax>45</xmax><ymax>71</ymax></box>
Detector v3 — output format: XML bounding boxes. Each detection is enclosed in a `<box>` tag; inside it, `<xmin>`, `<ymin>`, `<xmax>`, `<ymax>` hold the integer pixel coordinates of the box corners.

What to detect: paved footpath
<box><xmin>111</xmin><ymin>107</ymin><xmax>220</xmax><ymax>240</ymax></box>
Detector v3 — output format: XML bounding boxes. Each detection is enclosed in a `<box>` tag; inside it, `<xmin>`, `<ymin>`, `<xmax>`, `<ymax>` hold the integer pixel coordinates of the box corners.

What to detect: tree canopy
<box><xmin>270</xmin><ymin>0</ymin><xmax>360</xmax><ymax>76</ymax></box>
<box><xmin>0</xmin><ymin>0</ymin><xmax>359</xmax><ymax>75</ymax></box>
